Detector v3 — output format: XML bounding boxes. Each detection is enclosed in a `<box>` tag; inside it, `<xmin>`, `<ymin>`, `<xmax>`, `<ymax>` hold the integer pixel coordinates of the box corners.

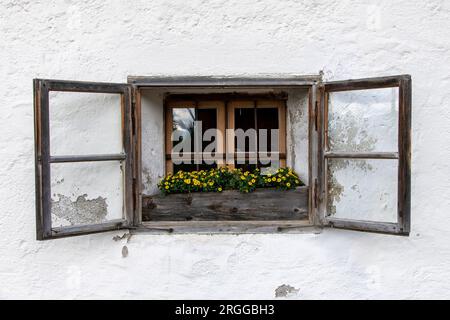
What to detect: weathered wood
<box><xmin>398</xmin><ymin>76</ymin><xmax>412</xmax><ymax>235</ymax></box>
<box><xmin>33</xmin><ymin>78</ymin><xmax>135</xmax><ymax>240</ymax></box>
<box><xmin>134</xmin><ymin>220</ymin><xmax>320</xmax><ymax>234</ymax></box>
<box><xmin>165</xmin><ymin>92</ymin><xmax>288</xmax><ymax>101</ymax></box>
<box><xmin>324</xmin><ymin>75</ymin><xmax>410</xmax><ymax>92</ymax></box>
<box><xmin>324</xmin><ymin>152</ymin><xmax>399</xmax><ymax>159</ymax></box>
<box><xmin>308</xmin><ymin>84</ymin><xmax>319</xmax><ymax>225</ymax></box>
<box><xmin>49</xmin><ymin>154</ymin><xmax>126</xmax><ymax>163</ymax></box>
<box><xmin>128</xmin><ymin>75</ymin><xmax>321</xmax><ymax>88</ymax></box>
<box><xmin>133</xmin><ymin>87</ymin><xmax>143</xmax><ymax>225</ymax></box>
<box><xmin>50</xmin><ymin>219</ymin><xmax>127</xmax><ymax>239</ymax></box>
<box><xmin>322</xmin><ymin>74</ymin><xmax>412</xmax><ymax>236</ymax></box>
<box><xmin>142</xmin><ymin>187</ymin><xmax>309</xmax><ymax>221</ymax></box>
<box><xmin>327</xmin><ymin>218</ymin><xmax>404</xmax><ymax>235</ymax></box>
<box><xmin>41</xmin><ymin>79</ymin><xmax>129</xmax><ymax>93</ymax></box>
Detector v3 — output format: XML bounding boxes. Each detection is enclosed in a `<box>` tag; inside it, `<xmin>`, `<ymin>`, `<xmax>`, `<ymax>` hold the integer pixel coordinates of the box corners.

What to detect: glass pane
<box><xmin>172</xmin><ymin>108</ymin><xmax>195</xmax><ymax>150</ymax></box>
<box><xmin>257</xmin><ymin>108</ymin><xmax>279</xmax><ymax>152</ymax></box>
<box><xmin>197</xmin><ymin>108</ymin><xmax>217</xmax><ymax>151</ymax></box>
<box><xmin>327</xmin><ymin>158</ymin><xmax>398</xmax><ymax>223</ymax></box>
<box><xmin>49</xmin><ymin>92</ymin><xmax>122</xmax><ymax>156</ymax></box>
<box><xmin>328</xmin><ymin>87</ymin><xmax>398</xmax><ymax>152</ymax></box>
<box><xmin>235</xmin><ymin>108</ymin><xmax>256</xmax><ymax>152</ymax></box>
<box><xmin>50</xmin><ymin>161</ymin><xmax>124</xmax><ymax>228</ymax></box>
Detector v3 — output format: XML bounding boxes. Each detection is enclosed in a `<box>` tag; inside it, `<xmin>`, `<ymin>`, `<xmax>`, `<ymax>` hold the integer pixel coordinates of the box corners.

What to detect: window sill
<box><xmin>131</xmin><ymin>220</ymin><xmax>322</xmax><ymax>235</ymax></box>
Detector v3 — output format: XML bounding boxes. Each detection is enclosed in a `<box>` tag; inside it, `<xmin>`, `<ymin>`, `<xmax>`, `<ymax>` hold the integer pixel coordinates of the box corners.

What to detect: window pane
<box><xmin>328</xmin><ymin>87</ymin><xmax>399</xmax><ymax>152</ymax></box>
<box><xmin>235</xmin><ymin>108</ymin><xmax>256</xmax><ymax>152</ymax></box>
<box><xmin>49</xmin><ymin>92</ymin><xmax>122</xmax><ymax>156</ymax></box>
<box><xmin>257</xmin><ymin>108</ymin><xmax>279</xmax><ymax>152</ymax></box>
<box><xmin>197</xmin><ymin>108</ymin><xmax>217</xmax><ymax>151</ymax></box>
<box><xmin>172</xmin><ymin>108</ymin><xmax>195</xmax><ymax>150</ymax></box>
<box><xmin>327</xmin><ymin>158</ymin><xmax>398</xmax><ymax>223</ymax></box>
<box><xmin>50</xmin><ymin>161</ymin><xmax>124</xmax><ymax>228</ymax></box>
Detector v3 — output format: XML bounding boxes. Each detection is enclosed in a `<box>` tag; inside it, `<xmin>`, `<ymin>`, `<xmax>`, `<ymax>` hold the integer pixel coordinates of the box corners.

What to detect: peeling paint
<box><xmin>275</xmin><ymin>284</ymin><xmax>299</xmax><ymax>298</ymax></box>
<box><xmin>327</xmin><ymin>159</ymin><xmax>373</xmax><ymax>216</ymax></box>
<box><xmin>286</xmin><ymin>89</ymin><xmax>309</xmax><ymax>182</ymax></box>
<box><xmin>122</xmin><ymin>246</ymin><xmax>129</xmax><ymax>258</ymax></box>
<box><xmin>142</xmin><ymin>167</ymin><xmax>153</xmax><ymax>190</ymax></box>
<box><xmin>328</xmin><ymin>110</ymin><xmax>377</xmax><ymax>153</ymax></box>
<box><xmin>51</xmin><ymin>194</ymin><xmax>108</xmax><ymax>226</ymax></box>
<box><xmin>113</xmin><ymin>233</ymin><xmax>132</xmax><ymax>243</ymax></box>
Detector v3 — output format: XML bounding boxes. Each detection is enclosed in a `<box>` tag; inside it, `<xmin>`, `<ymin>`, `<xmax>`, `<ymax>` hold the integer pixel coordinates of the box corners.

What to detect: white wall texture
<box><xmin>1</xmin><ymin>0</ymin><xmax>450</xmax><ymax>299</ymax></box>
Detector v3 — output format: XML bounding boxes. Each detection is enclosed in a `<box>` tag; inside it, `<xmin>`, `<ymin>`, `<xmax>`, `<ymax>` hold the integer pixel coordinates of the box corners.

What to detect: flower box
<box><xmin>142</xmin><ymin>186</ymin><xmax>309</xmax><ymax>221</ymax></box>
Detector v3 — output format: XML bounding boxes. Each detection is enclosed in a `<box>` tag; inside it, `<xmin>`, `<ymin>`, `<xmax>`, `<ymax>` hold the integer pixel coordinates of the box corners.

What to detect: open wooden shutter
<box><xmin>34</xmin><ymin>79</ymin><xmax>136</xmax><ymax>239</ymax></box>
<box><xmin>318</xmin><ymin>75</ymin><xmax>411</xmax><ymax>235</ymax></box>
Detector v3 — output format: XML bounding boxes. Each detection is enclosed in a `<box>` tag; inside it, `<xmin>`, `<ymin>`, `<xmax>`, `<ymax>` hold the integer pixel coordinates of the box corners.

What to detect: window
<box><xmin>164</xmin><ymin>99</ymin><xmax>226</xmax><ymax>174</ymax></box>
<box><xmin>164</xmin><ymin>95</ymin><xmax>286</xmax><ymax>174</ymax></box>
<box><xmin>34</xmin><ymin>75</ymin><xmax>411</xmax><ymax>239</ymax></box>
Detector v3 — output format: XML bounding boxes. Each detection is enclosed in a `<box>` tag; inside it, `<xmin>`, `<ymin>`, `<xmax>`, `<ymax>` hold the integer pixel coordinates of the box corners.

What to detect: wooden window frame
<box><xmin>34</xmin><ymin>79</ymin><xmax>135</xmax><ymax>240</ymax></box>
<box><xmin>33</xmin><ymin>75</ymin><xmax>411</xmax><ymax>239</ymax></box>
<box><xmin>318</xmin><ymin>75</ymin><xmax>411</xmax><ymax>235</ymax></box>
<box><xmin>226</xmin><ymin>99</ymin><xmax>287</xmax><ymax>169</ymax></box>
<box><xmin>164</xmin><ymin>100</ymin><xmax>226</xmax><ymax>174</ymax></box>
<box><xmin>164</xmin><ymin>95</ymin><xmax>287</xmax><ymax>173</ymax></box>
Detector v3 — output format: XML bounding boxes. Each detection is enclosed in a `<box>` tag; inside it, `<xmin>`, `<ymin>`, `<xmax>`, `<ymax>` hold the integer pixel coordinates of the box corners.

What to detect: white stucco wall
<box><xmin>1</xmin><ymin>0</ymin><xmax>449</xmax><ymax>299</ymax></box>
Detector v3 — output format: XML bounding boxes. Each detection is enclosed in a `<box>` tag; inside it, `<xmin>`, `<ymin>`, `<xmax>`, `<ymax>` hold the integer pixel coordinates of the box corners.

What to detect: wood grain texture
<box><xmin>128</xmin><ymin>75</ymin><xmax>321</xmax><ymax>88</ymax></box>
<box><xmin>142</xmin><ymin>186</ymin><xmax>309</xmax><ymax>221</ymax></box>
<box><xmin>33</xmin><ymin>78</ymin><xmax>134</xmax><ymax>240</ymax></box>
<box><xmin>134</xmin><ymin>220</ymin><xmax>319</xmax><ymax>234</ymax></box>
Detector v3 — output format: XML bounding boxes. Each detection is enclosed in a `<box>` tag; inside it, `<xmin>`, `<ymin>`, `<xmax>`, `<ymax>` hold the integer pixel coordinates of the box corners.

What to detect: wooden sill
<box><xmin>142</xmin><ymin>186</ymin><xmax>309</xmax><ymax>222</ymax></box>
<box><xmin>131</xmin><ymin>220</ymin><xmax>321</xmax><ymax>235</ymax></box>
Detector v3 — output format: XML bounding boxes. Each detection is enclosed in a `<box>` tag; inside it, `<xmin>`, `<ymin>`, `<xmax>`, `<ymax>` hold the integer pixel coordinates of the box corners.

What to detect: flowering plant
<box><xmin>158</xmin><ymin>167</ymin><xmax>303</xmax><ymax>195</ymax></box>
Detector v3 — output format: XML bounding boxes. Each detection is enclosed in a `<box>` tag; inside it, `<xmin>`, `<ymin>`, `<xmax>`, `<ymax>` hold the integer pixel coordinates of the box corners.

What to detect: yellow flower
<box><xmin>184</xmin><ymin>179</ymin><xmax>191</xmax><ymax>184</ymax></box>
<box><xmin>244</xmin><ymin>171</ymin><xmax>249</xmax><ymax>176</ymax></box>
<box><xmin>241</xmin><ymin>176</ymin><xmax>246</xmax><ymax>180</ymax></box>
<box><xmin>286</xmin><ymin>182</ymin><xmax>291</xmax><ymax>187</ymax></box>
<box><xmin>295</xmin><ymin>180</ymin><xmax>300</xmax><ymax>184</ymax></box>
<box><xmin>248</xmin><ymin>181</ymin><xmax>253</xmax><ymax>186</ymax></box>
<box><xmin>218</xmin><ymin>187</ymin><xmax>222</xmax><ymax>192</ymax></box>
<box><xmin>272</xmin><ymin>177</ymin><xmax>276</xmax><ymax>181</ymax></box>
<box><xmin>165</xmin><ymin>186</ymin><xmax>169</xmax><ymax>189</ymax></box>
<box><xmin>277</xmin><ymin>178</ymin><xmax>281</xmax><ymax>182</ymax></box>
<box><xmin>251</xmin><ymin>179</ymin><xmax>256</xmax><ymax>183</ymax></box>
<box><xmin>209</xmin><ymin>181</ymin><xmax>214</xmax><ymax>186</ymax></box>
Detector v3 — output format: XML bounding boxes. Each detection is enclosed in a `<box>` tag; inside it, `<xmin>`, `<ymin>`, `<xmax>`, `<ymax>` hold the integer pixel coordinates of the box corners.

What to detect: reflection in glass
<box><xmin>172</xmin><ymin>108</ymin><xmax>195</xmax><ymax>149</ymax></box>
<box><xmin>328</xmin><ymin>87</ymin><xmax>398</xmax><ymax>152</ymax></box>
<box><xmin>51</xmin><ymin>161</ymin><xmax>124</xmax><ymax>228</ymax></box>
<box><xmin>49</xmin><ymin>92</ymin><xmax>123</xmax><ymax>156</ymax></box>
<box><xmin>327</xmin><ymin>158</ymin><xmax>398</xmax><ymax>223</ymax></box>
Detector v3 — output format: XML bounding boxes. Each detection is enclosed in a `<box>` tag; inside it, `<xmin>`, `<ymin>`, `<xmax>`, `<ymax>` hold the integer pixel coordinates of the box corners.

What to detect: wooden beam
<box><xmin>128</xmin><ymin>75</ymin><xmax>321</xmax><ymax>88</ymax></box>
<box><xmin>49</xmin><ymin>154</ymin><xmax>126</xmax><ymax>163</ymax></box>
<box><xmin>324</xmin><ymin>152</ymin><xmax>399</xmax><ymax>159</ymax></box>
<box><xmin>324</xmin><ymin>75</ymin><xmax>410</xmax><ymax>92</ymax></box>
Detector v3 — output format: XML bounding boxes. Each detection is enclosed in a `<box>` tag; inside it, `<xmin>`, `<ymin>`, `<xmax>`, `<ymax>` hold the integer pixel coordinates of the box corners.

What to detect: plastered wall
<box><xmin>1</xmin><ymin>0</ymin><xmax>450</xmax><ymax>299</ymax></box>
